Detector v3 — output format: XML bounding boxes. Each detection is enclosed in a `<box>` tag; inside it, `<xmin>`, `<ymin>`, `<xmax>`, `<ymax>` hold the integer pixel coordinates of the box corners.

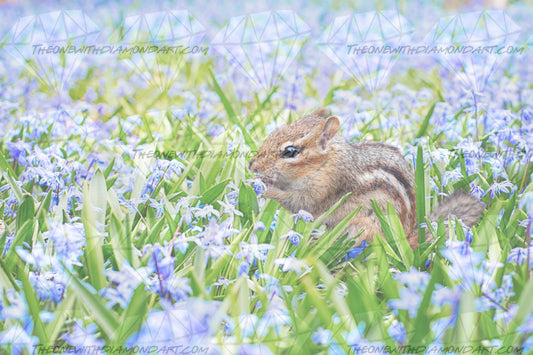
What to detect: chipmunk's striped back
<box><xmin>332</xmin><ymin>141</ymin><xmax>418</xmax><ymax>246</ymax></box>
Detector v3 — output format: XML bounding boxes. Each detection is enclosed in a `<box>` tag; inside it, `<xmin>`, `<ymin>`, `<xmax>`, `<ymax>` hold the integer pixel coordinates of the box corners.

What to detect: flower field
<box><xmin>0</xmin><ymin>0</ymin><xmax>532</xmax><ymax>354</ymax></box>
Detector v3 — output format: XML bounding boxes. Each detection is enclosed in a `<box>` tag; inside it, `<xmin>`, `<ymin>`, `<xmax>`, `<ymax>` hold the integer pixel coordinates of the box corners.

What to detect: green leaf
<box><xmin>199</xmin><ymin>179</ymin><xmax>230</xmax><ymax>206</ymax></box>
<box><xmin>114</xmin><ymin>285</ymin><xmax>150</xmax><ymax>345</ymax></box>
<box><xmin>82</xmin><ymin>170</ymin><xmax>108</xmax><ymax>291</ymax></box>
<box><xmin>416</xmin><ymin>102</ymin><xmax>435</xmax><ymax>138</ymax></box>
<box><xmin>415</xmin><ymin>144</ymin><xmax>426</xmax><ymax>245</ymax></box>
<box><xmin>16</xmin><ymin>194</ymin><xmax>35</xmax><ymax>231</ymax></box>
<box><xmin>0</xmin><ymin>152</ymin><xmax>23</xmax><ymax>203</ymax></box>
<box><xmin>4</xmin><ymin>219</ymin><xmax>34</xmax><ymax>269</ymax></box>
<box><xmin>65</xmin><ymin>267</ymin><xmax>120</xmax><ymax>341</ymax></box>
<box><xmin>409</xmin><ymin>267</ymin><xmax>439</xmax><ymax>344</ymax></box>
<box><xmin>237</xmin><ymin>181</ymin><xmax>259</xmax><ymax>224</ymax></box>
<box><xmin>209</xmin><ymin>70</ymin><xmax>257</xmax><ymax>151</ymax></box>
<box><xmin>18</xmin><ymin>262</ymin><xmax>48</xmax><ymax>344</ymax></box>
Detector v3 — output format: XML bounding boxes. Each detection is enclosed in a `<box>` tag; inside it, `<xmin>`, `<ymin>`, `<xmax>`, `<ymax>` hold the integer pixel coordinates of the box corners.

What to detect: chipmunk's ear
<box><xmin>317</xmin><ymin>116</ymin><xmax>340</xmax><ymax>151</ymax></box>
<box><xmin>311</xmin><ymin>107</ymin><xmax>331</xmax><ymax>118</ymax></box>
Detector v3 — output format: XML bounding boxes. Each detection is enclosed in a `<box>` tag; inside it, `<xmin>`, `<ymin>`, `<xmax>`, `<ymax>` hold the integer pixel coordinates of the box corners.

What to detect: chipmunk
<box><xmin>248</xmin><ymin>108</ymin><xmax>484</xmax><ymax>248</ymax></box>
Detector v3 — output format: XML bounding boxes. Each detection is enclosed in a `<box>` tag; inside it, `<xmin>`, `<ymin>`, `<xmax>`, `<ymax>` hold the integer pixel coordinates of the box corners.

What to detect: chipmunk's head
<box><xmin>248</xmin><ymin>108</ymin><xmax>340</xmax><ymax>196</ymax></box>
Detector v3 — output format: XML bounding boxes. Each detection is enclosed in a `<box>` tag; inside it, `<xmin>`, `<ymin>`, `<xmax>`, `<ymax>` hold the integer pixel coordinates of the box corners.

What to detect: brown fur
<box><xmin>428</xmin><ymin>190</ymin><xmax>485</xmax><ymax>237</ymax></box>
<box><xmin>249</xmin><ymin>108</ymin><xmax>484</xmax><ymax>248</ymax></box>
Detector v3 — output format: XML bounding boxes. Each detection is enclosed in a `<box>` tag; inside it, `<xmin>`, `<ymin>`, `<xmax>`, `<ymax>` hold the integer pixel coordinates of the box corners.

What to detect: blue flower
<box><xmin>441</xmin><ymin>241</ymin><xmax>485</xmax><ymax>286</ymax></box>
<box><xmin>0</xmin><ymin>290</ymin><xmax>28</xmax><ymax>321</ymax></box>
<box><xmin>237</xmin><ymin>345</ymin><xmax>273</xmax><ymax>355</ymax></box>
<box><xmin>126</xmin><ymin>299</ymin><xmax>221</xmax><ymax>349</ymax></box>
<box><xmin>270</xmin><ymin>210</ymin><xmax>279</xmax><ymax>231</ymax></box>
<box><xmin>101</xmin><ymin>261</ymin><xmax>150</xmax><ymax>308</ymax></box>
<box><xmin>238</xmin><ymin>261</ymin><xmax>250</xmax><ymax>277</ymax></box>
<box><xmin>392</xmin><ymin>267</ymin><xmax>430</xmax><ymax>292</ymax></box>
<box><xmin>39</xmin><ymin>311</ymin><xmax>55</xmax><ymax>322</ymax></box>
<box><xmin>254</xmin><ymin>221</ymin><xmax>266</xmax><ymax>231</ymax></box>
<box><xmin>346</xmin><ymin>240</ymin><xmax>367</xmax><ymax>261</ymax></box>
<box><xmin>523</xmin><ymin>336</ymin><xmax>533</xmax><ymax>353</ymax></box>
<box><xmin>519</xmin><ymin>191</ymin><xmax>533</xmax><ymax>216</ymax></box>
<box><xmin>518</xmin><ymin>313</ymin><xmax>533</xmax><ymax>334</ymax></box>
<box><xmin>144</xmin><ymin>244</ymin><xmax>192</xmax><ymax>301</ymax></box>
<box><xmin>0</xmin><ymin>325</ymin><xmax>38</xmax><ymax>355</ymax></box>
<box><xmin>239</xmin><ymin>313</ymin><xmax>258</xmax><ymax>338</ymax></box>
<box><xmin>256</xmin><ymin>299</ymin><xmax>291</xmax><ymax>336</ymax></box>
<box><xmin>42</xmin><ymin>221</ymin><xmax>85</xmax><ymax>267</ymax></box>
<box><xmin>16</xmin><ymin>243</ymin><xmax>67</xmax><ymax>302</ymax></box>
<box><xmin>507</xmin><ymin>244</ymin><xmax>533</xmax><ymax>269</ymax></box>
<box><xmin>388</xmin><ymin>288</ymin><xmax>422</xmax><ymax>317</ymax></box>
<box><xmin>388</xmin><ymin>320</ymin><xmax>406</xmax><ymax>343</ymax></box>
<box><xmin>312</xmin><ymin>327</ymin><xmax>332</xmax><ymax>345</ymax></box>
<box><xmin>432</xmin><ymin>285</ymin><xmax>460</xmax><ymax>307</ymax></box>
<box><xmin>291</xmin><ymin>210</ymin><xmax>314</xmax><ymax>223</ymax></box>
<box><xmin>236</xmin><ymin>234</ymin><xmax>274</xmax><ymax>264</ymax></box>
<box><xmin>280</xmin><ymin>230</ymin><xmax>303</xmax><ymax>246</ymax></box>
<box><xmin>274</xmin><ymin>255</ymin><xmax>311</xmax><ymax>275</ymax></box>
<box><xmin>217</xmin><ymin>198</ymin><xmax>243</xmax><ymax>218</ymax></box>
<box><xmin>253</xmin><ymin>181</ymin><xmax>264</xmax><ymax>195</ymax></box>
<box><xmin>442</xmin><ymin>168</ymin><xmax>463</xmax><ymax>187</ymax></box>
<box><xmin>494</xmin><ymin>304</ymin><xmax>517</xmax><ymax>324</ymax></box>
<box><xmin>147</xmin><ymin>244</ymin><xmax>175</xmax><ymax>279</ymax></box>
<box><xmin>149</xmin><ymin>197</ymin><xmax>165</xmax><ymax>218</ymax></box>
<box><xmin>485</xmin><ymin>180</ymin><xmax>516</xmax><ymax>199</ymax></box>
<box><xmin>62</xmin><ymin>320</ymin><xmax>104</xmax><ymax>350</ymax></box>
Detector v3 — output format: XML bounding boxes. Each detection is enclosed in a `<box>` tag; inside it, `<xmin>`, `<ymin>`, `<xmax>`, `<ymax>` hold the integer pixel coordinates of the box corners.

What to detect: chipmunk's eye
<box><xmin>281</xmin><ymin>146</ymin><xmax>299</xmax><ymax>158</ymax></box>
